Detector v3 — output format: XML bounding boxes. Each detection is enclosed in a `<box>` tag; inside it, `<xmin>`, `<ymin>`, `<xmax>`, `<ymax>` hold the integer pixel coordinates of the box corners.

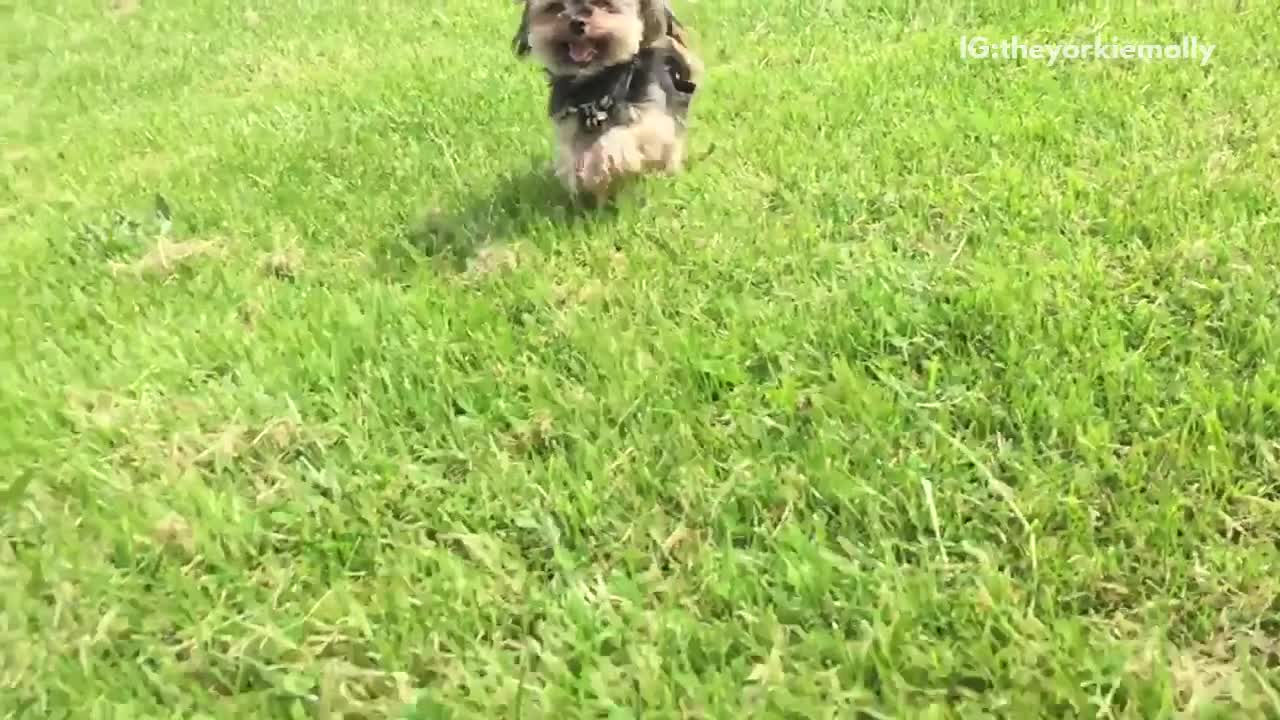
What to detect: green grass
<box><xmin>3</xmin><ymin>0</ymin><xmax>1280</xmax><ymax>717</ymax></box>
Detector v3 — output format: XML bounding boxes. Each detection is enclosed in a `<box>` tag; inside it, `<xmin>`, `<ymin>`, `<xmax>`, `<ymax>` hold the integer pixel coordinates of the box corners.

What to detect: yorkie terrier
<box><xmin>512</xmin><ymin>0</ymin><xmax>703</xmax><ymax>205</ymax></box>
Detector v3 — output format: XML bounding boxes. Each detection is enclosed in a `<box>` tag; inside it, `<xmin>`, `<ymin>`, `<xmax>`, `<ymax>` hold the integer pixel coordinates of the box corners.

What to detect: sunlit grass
<box><xmin>2</xmin><ymin>1</ymin><xmax>1278</xmax><ymax>717</ymax></box>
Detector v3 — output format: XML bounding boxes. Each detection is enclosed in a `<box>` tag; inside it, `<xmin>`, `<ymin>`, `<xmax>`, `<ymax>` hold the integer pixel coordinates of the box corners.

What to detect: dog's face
<box><xmin>514</xmin><ymin>0</ymin><xmax>667</xmax><ymax>78</ymax></box>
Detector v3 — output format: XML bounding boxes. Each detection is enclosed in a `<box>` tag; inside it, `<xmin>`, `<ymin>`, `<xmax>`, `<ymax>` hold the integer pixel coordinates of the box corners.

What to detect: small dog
<box><xmin>512</xmin><ymin>0</ymin><xmax>703</xmax><ymax>204</ymax></box>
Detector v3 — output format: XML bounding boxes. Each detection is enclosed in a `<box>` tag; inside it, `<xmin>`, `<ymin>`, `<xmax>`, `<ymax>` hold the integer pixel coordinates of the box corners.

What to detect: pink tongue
<box><xmin>569</xmin><ymin>40</ymin><xmax>596</xmax><ymax>63</ymax></box>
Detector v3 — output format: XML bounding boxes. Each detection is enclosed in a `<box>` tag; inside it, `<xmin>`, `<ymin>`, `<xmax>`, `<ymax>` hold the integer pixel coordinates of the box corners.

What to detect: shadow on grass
<box><xmin>376</xmin><ymin>157</ymin><xmax>621</xmax><ymax>279</ymax></box>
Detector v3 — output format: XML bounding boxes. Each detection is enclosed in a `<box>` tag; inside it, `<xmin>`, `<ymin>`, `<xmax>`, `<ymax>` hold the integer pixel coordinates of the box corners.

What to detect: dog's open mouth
<box><xmin>565</xmin><ymin>39</ymin><xmax>599</xmax><ymax>65</ymax></box>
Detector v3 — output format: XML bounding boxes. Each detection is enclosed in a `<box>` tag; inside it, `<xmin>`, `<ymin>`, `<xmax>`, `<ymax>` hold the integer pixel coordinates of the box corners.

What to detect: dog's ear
<box><xmin>664</xmin><ymin>5</ymin><xmax>690</xmax><ymax>47</ymax></box>
<box><xmin>512</xmin><ymin>0</ymin><xmax>532</xmax><ymax>56</ymax></box>
<box><xmin>638</xmin><ymin>0</ymin><xmax>669</xmax><ymax>46</ymax></box>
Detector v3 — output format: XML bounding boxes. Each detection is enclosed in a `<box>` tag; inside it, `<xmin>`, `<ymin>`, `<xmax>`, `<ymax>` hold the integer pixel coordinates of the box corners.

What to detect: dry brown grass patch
<box><xmin>107</xmin><ymin>0</ymin><xmax>140</xmax><ymax>17</ymax></box>
<box><xmin>465</xmin><ymin>244</ymin><xmax>519</xmax><ymax>277</ymax></box>
<box><xmin>1172</xmin><ymin>629</ymin><xmax>1280</xmax><ymax>714</ymax></box>
<box><xmin>151</xmin><ymin>513</ymin><xmax>197</xmax><ymax>557</ymax></box>
<box><xmin>261</xmin><ymin>245</ymin><xmax>305</xmax><ymax>279</ymax></box>
<box><xmin>109</xmin><ymin>239</ymin><xmax>221</xmax><ymax>280</ymax></box>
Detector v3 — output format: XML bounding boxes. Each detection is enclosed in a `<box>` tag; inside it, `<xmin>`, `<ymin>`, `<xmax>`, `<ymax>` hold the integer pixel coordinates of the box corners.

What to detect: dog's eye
<box><xmin>542</xmin><ymin>2</ymin><xmax>565</xmax><ymax>14</ymax></box>
<box><xmin>589</xmin><ymin>0</ymin><xmax>614</xmax><ymax>10</ymax></box>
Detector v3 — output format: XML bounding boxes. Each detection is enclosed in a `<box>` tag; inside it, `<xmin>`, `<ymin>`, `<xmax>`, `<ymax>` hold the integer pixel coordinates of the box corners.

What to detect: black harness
<box><xmin>547</xmin><ymin>46</ymin><xmax>697</xmax><ymax>134</ymax></box>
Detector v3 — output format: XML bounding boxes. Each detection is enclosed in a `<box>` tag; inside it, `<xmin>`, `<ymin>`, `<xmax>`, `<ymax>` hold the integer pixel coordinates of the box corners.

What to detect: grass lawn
<box><xmin>3</xmin><ymin>0</ymin><xmax>1280</xmax><ymax>717</ymax></box>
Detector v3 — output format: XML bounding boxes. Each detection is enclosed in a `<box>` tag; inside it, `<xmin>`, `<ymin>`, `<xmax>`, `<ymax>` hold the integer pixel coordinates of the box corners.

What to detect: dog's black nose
<box><xmin>569</xmin><ymin>18</ymin><xmax>587</xmax><ymax>35</ymax></box>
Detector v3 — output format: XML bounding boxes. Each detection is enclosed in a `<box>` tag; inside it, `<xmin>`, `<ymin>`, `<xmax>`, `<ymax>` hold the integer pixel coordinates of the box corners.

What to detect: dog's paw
<box><xmin>577</xmin><ymin>138</ymin><xmax>642</xmax><ymax>197</ymax></box>
<box><xmin>656</xmin><ymin>139</ymin><xmax>686</xmax><ymax>174</ymax></box>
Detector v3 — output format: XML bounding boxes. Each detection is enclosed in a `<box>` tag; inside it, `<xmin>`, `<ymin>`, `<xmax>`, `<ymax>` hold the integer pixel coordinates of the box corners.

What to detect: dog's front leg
<box><xmin>576</xmin><ymin>127</ymin><xmax>643</xmax><ymax>203</ymax></box>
